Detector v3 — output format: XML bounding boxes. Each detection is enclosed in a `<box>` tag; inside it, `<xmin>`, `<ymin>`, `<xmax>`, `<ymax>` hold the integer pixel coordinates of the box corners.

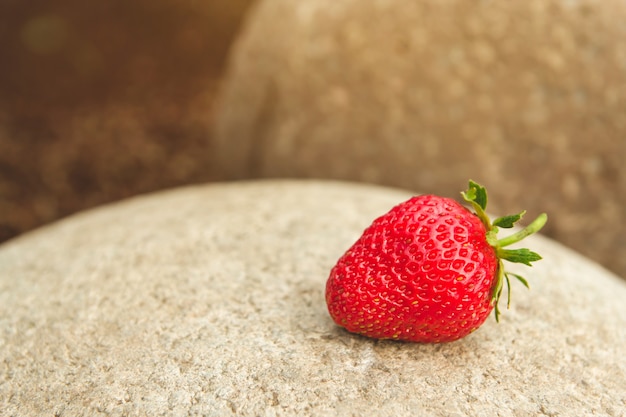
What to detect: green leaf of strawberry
<box><xmin>498</xmin><ymin>248</ymin><xmax>542</xmax><ymax>266</ymax></box>
<box><xmin>459</xmin><ymin>180</ymin><xmax>547</xmax><ymax>323</ymax></box>
<box><xmin>325</xmin><ymin>180</ymin><xmax>547</xmax><ymax>343</ymax></box>
<box><xmin>493</xmin><ymin>211</ymin><xmax>526</xmax><ymax>228</ymax></box>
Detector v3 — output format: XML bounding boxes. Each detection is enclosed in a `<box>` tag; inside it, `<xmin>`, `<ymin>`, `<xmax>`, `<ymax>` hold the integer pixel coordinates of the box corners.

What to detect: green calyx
<box><xmin>461</xmin><ymin>180</ymin><xmax>548</xmax><ymax>323</ymax></box>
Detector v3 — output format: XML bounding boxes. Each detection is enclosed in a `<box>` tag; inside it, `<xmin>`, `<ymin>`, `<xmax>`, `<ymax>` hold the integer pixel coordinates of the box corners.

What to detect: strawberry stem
<box><xmin>461</xmin><ymin>180</ymin><xmax>547</xmax><ymax>323</ymax></box>
<box><xmin>496</xmin><ymin>213</ymin><xmax>548</xmax><ymax>248</ymax></box>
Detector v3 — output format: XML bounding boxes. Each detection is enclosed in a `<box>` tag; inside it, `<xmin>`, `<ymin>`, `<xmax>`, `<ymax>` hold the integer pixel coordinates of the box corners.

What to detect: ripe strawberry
<box><xmin>325</xmin><ymin>180</ymin><xmax>547</xmax><ymax>343</ymax></box>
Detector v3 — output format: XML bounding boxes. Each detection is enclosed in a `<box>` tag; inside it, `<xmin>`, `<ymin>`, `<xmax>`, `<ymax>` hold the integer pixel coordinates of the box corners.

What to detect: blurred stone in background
<box><xmin>2</xmin><ymin>0</ymin><xmax>626</xmax><ymax>280</ymax></box>
<box><xmin>214</xmin><ymin>0</ymin><xmax>626</xmax><ymax>278</ymax></box>
<box><xmin>0</xmin><ymin>0</ymin><xmax>254</xmax><ymax>242</ymax></box>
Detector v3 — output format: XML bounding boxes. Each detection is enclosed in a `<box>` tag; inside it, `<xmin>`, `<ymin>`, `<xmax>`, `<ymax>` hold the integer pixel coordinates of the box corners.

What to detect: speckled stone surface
<box><xmin>214</xmin><ymin>0</ymin><xmax>626</xmax><ymax>279</ymax></box>
<box><xmin>1</xmin><ymin>180</ymin><xmax>625</xmax><ymax>416</ymax></box>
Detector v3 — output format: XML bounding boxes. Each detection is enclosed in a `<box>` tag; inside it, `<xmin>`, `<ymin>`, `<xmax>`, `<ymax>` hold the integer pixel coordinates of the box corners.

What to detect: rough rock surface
<box><xmin>1</xmin><ymin>180</ymin><xmax>625</xmax><ymax>416</ymax></box>
<box><xmin>214</xmin><ymin>0</ymin><xmax>626</xmax><ymax>279</ymax></box>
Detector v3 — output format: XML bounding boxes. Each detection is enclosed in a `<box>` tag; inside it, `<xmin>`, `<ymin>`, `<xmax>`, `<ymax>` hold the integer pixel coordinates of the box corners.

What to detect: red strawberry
<box><xmin>325</xmin><ymin>180</ymin><xmax>547</xmax><ymax>343</ymax></box>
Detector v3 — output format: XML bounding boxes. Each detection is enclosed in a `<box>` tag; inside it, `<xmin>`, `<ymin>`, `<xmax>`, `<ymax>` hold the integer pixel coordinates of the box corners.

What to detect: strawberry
<box><xmin>325</xmin><ymin>180</ymin><xmax>547</xmax><ymax>343</ymax></box>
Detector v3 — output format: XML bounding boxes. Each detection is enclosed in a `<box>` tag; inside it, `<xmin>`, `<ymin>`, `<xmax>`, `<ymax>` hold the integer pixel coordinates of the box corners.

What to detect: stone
<box><xmin>1</xmin><ymin>180</ymin><xmax>625</xmax><ymax>416</ymax></box>
<box><xmin>214</xmin><ymin>0</ymin><xmax>626</xmax><ymax>279</ymax></box>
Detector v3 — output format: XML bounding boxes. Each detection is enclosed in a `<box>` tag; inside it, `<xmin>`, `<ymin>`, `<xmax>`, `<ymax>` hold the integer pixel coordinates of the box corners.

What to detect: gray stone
<box><xmin>214</xmin><ymin>0</ymin><xmax>626</xmax><ymax>279</ymax></box>
<box><xmin>1</xmin><ymin>180</ymin><xmax>625</xmax><ymax>416</ymax></box>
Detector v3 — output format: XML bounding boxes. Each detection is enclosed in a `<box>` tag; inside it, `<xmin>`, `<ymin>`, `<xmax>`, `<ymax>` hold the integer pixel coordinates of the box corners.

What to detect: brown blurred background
<box><xmin>0</xmin><ymin>0</ymin><xmax>254</xmax><ymax>242</ymax></box>
<box><xmin>2</xmin><ymin>0</ymin><xmax>625</xmax><ymax>280</ymax></box>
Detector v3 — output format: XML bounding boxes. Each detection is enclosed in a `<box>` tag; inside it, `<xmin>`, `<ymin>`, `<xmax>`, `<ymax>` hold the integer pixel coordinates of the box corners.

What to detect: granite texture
<box><xmin>214</xmin><ymin>0</ymin><xmax>626</xmax><ymax>279</ymax></box>
<box><xmin>1</xmin><ymin>180</ymin><xmax>625</xmax><ymax>416</ymax></box>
